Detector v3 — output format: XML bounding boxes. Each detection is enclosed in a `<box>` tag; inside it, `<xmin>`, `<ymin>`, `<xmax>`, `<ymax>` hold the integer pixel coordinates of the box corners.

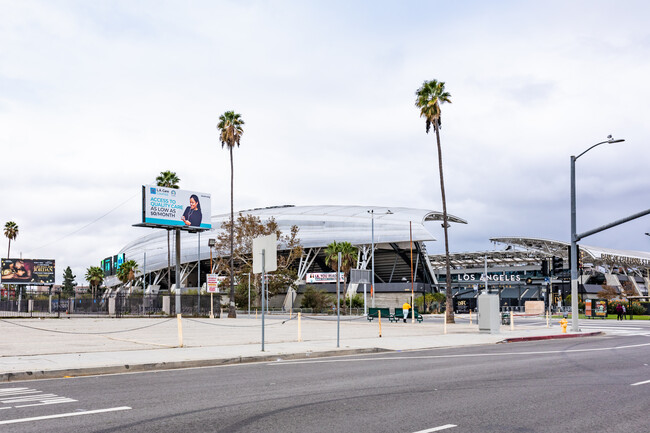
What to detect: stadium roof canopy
<box><xmin>120</xmin><ymin>205</ymin><xmax>467</xmax><ymax>273</ymax></box>
<box><xmin>490</xmin><ymin>237</ymin><xmax>650</xmax><ymax>269</ymax></box>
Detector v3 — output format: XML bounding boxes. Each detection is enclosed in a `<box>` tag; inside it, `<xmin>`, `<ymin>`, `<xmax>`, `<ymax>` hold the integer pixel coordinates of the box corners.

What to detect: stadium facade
<box><xmin>108</xmin><ymin>205</ymin><xmax>650</xmax><ymax>310</ymax></box>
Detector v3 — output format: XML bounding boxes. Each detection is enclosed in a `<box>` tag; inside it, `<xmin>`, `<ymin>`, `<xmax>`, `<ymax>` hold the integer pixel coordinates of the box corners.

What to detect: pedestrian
<box><xmin>402</xmin><ymin>301</ymin><xmax>411</xmax><ymax>323</ymax></box>
<box><xmin>615</xmin><ymin>303</ymin><xmax>623</xmax><ymax>321</ymax></box>
<box><xmin>622</xmin><ymin>304</ymin><xmax>626</xmax><ymax>320</ymax></box>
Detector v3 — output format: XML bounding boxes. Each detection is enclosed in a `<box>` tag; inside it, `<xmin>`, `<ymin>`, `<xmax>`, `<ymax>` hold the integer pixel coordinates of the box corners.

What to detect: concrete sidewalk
<box><xmin>0</xmin><ymin>314</ymin><xmax>596</xmax><ymax>382</ymax></box>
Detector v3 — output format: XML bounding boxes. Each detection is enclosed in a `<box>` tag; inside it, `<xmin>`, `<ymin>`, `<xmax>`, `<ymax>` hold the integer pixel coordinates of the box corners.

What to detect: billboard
<box><xmin>1</xmin><ymin>259</ymin><xmax>55</xmax><ymax>284</ymax></box>
<box><xmin>141</xmin><ymin>185</ymin><xmax>211</xmax><ymax>230</ymax></box>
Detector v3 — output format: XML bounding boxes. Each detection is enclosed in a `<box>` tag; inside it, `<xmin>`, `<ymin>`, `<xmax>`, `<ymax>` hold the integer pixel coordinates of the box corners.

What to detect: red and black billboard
<box><xmin>1</xmin><ymin>259</ymin><xmax>55</xmax><ymax>284</ymax></box>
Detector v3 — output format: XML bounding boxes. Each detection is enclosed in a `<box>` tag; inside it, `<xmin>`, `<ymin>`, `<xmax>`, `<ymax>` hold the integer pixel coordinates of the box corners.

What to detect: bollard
<box><xmin>298</xmin><ymin>312</ymin><xmax>302</xmax><ymax>342</ymax></box>
<box><xmin>378</xmin><ymin>310</ymin><xmax>382</xmax><ymax>338</ymax></box>
<box><xmin>510</xmin><ymin>310</ymin><xmax>514</xmax><ymax>331</ymax></box>
<box><xmin>469</xmin><ymin>309</ymin><xmax>472</xmax><ymax>325</ymax></box>
<box><xmin>256</xmin><ymin>309</ymin><xmax>258</xmax><ymax>319</ymax></box>
<box><xmin>177</xmin><ymin>314</ymin><xmax>184</xmax><ymax>347</ymax></box>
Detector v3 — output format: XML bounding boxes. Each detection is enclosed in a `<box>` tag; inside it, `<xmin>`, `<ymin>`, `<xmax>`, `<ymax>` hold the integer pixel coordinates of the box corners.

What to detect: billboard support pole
<box><xmin>143</xmin><ymin>251</ymin><xmax>146</xmax><ymax>313</ymax></box>
<box><xmin>175</xmin><ymin>229</ymin><xmax>181</xmax><ymax>315</ymax></box>
<box><xmin>197</xmin><ymin>232</ymin><xmax>201</xmax><ymax>314</ymax></box>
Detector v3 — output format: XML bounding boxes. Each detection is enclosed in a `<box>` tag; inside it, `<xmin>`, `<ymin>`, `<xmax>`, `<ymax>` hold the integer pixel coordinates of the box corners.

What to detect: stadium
<box><xmin>106</xmin><ymin>205</ymin><xmax>650</xmax><ymax>311</ymax></box>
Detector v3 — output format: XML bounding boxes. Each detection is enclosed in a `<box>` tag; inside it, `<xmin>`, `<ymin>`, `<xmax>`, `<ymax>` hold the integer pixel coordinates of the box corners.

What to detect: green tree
<box><xmin>300</xmin><ymin>286</ymin><xmax>334</xmax><ymax>311</ymax></box>
<box><xmin>217</xmin><ymin>110</ymin><xmax>245</xmax><ymax>318</ymax></box>
<box><xmin>597</xmin><ymin>285</ymin><xmax>619</xmax><ymax>301</ymax></box>
<box><xmin>155</xmin><ymin>171</ymin><xmax>180</xmax><ymax>291</ymax></box>
<box><xmin>324</xmin><ymin>241</ymin><xmax>358</xmax><ymax>303</ymax></box>
<box><xmin>116</xmin><ymin>259</ymin><xmax>139</xmax><ymax>289</ymax></box>
<box><xmin>85</xmin><ymin>266</ymin><xmax>104</xmax><ymax>298</ymax></box>
<box><xmin>215</xmin><ymin>213</ymin><xmax>303</xmax><ymax>309</ymax></box>
<box><xmin>62</xmin><ymin>266</ymin><xmax>76</xmax><ymax>298</ymax></box>
<box><xmin>4</xmin><ymin>221</ymin><xmax>19</xmax><ymax>258</ymax></box>
<box><xmin>415</xmin><ymin>79</ymin><xmax>454</xmax><ymax>323</ymax></box>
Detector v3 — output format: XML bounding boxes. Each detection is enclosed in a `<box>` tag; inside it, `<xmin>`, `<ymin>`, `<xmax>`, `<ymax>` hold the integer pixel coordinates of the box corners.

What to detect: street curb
<box><xmin>0</xmin><ymin>347</ymin><xmax>391</xmax><ymax>383</ymax></box>
<box><xmin>498</xmin><ymin>331</ymin><xmax>603</xmax><ymax>343</ymax></box>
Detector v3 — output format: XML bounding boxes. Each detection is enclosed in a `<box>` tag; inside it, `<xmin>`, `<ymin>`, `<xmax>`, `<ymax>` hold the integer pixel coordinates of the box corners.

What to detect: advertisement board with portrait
<box><xmin>141</xmin><ymin>185</ymin><xmax>211</xmax><ymax>230</ymax></box>
<box><xmin>1</xmin><ymin>259</ymin><xmax>55</xmax><ymax>284</ymax></box>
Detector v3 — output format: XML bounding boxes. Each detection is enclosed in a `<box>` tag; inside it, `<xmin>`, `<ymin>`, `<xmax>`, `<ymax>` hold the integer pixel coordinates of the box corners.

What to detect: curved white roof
<box><xmin>121</xmin><ymin>205</ymin><xmax>467</xmax><ymax>272</ymax></box>
<box><xmin>490</xmin><ymin>237</ymin><xmax>650</xmax><ymax>268</ymax></box>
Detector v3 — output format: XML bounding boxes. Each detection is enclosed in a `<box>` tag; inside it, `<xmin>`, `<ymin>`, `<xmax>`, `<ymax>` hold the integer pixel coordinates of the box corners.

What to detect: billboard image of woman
<box><xmin>181</xmin><ymin>194</ymin><xmax>203</xmax><ymax>227</ymax></box>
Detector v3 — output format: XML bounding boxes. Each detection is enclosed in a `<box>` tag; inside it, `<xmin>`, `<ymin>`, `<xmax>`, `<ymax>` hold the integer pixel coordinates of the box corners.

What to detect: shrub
<box><xmin>301</xmin><ymin>286</ymin><xmax>334</xmax><ymax>310</ymax></box>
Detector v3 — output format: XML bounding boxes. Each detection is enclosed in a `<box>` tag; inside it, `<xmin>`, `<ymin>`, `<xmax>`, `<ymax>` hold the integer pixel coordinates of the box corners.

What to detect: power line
<box><xmin>25</xmin><ymin>193</ymin><xmax>138</xmax><ymax>254</ymax></box>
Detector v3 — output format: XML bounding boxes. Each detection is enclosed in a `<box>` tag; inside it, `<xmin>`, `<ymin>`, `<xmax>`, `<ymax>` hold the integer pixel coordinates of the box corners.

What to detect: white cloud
<box><xmin>1</xmin><ymin>0</ymin><xmax>649</xmax><ymax>284</ymax></box>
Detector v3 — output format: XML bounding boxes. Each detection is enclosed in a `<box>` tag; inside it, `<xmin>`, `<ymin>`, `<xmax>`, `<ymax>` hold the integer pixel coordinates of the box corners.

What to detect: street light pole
<box><xmin>570</xmin><ymin>135</ymin><xmax>624</xmax><ymax>332</ymax></box>
<box><xmin>368</xmin><ymin>209</ymin><xmax>392</xmax><ymax>309</ymax></box>
<box><xmin>370</xmin><ymin>210</ymin><xmax>375</xmax><ymax>308</ymax></box>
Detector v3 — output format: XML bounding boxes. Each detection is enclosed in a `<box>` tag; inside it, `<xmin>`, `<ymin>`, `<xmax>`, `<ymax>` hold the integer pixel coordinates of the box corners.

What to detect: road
<box><xmin>1</xmin><ymin>322</ymin><xmax>649</xmax><ymax>432</ymax></box>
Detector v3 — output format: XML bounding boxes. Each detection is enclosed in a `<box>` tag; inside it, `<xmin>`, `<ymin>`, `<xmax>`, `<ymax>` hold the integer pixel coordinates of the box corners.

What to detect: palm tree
<box><xmin>324</xmin><ymin>241</ymin><xmax>358</xmax><ymax>306</ymax></box>
<box><xmin>116</xmin><ymin>259</ymin><xmax>139</xmax><ymax>290</ymax></box>
<box><xmin>4</xmin><ymin>221</ymin><xmax>18</xmax><ymax>258</ymax></box>
<box><xmin>217</xmin><ymin>111</ymin><xmax>245</xmax><ymax>318</ymax></box>
<box><xmin>155</xmin><ymin>171</ymin><xmax>180</xmax><ymax>292</ymax></box>
<box><xmin>85</xmin><ymin>266</ymin><xmax>104</xmax><ymax>298</ymax></box>
<box><xmin>415</xmin><ymin>79</ymin><xmax>454</xmax><ymax>324</ymax></box>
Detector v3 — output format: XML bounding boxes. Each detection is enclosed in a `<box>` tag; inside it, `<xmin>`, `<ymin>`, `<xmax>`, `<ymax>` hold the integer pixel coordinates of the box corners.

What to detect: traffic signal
<box><xmin>541</xmin><ymin>259</ymin><xmax>549</xmax><ymax>277</ymax></box>
<box><xmin>552</xmin><ymin>256</ymin><xmax>563</xmax><ymax>273</ymax></box>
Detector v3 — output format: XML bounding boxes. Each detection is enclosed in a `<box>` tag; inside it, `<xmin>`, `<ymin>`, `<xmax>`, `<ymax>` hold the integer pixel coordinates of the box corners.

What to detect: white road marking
<box><xmin>413</xmin><ymin>425</ymin><xmax>457</xmax><ymax>432</ymax></box>
<box><xmin>272</xmin><ymin>342</ymin><xmax>650</xmax><ymax>365</ymax></box>
<box><xmin>0</xmin><ymin>406</ymin><xmax>132</xmax><ymax>425</ymax></box>
<box><xmin>631</xmin><ymin>379</ymin><xmax>650</xmax><ymax>386</ymax></box>
<box><xmin>0</xmin><ymin>387</ymin><xmax>76</xmax><ymax>408</ymax></box>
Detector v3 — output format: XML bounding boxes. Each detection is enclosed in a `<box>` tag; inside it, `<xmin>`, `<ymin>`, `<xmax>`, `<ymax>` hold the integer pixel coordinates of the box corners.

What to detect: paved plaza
<box><xmin>0</xmin><ymin>313</ymin><xmax>591</xmax><ymax>381</ymax></box>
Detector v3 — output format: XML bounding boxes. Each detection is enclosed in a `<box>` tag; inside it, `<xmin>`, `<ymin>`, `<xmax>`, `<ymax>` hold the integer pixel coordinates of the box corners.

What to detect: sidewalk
<box><xmin>0</xmin><ymin>314</ymin><xmax>598</xmax><ymax>382</ymax></box>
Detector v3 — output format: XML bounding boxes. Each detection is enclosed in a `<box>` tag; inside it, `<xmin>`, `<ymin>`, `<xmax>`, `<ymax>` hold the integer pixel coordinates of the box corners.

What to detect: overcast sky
<box><xmin>2</xmin><ymin>0</ymin><xmax>649</xmax><ymax>285</ymax></box>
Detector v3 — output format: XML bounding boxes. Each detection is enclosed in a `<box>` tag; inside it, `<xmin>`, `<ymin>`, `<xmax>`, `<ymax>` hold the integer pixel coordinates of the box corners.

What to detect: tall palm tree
<box><xmin>217</xmin><ymin>110</ymin><xmax>245</xmax><ymax>318</ymax></box>
<box><xmin>415</xmin><ymin>79</ymin><xmax>454</xmax><ymax>324</ymax></box>
<box><xmin>4</xmin><ymin>221</ymin><xmax>18</xmax><ymax>258</ymax></box>
<box><xmin>85</xmin><ymin>266</ymin><xmax>104</xmax><ymax>298</ymax></box>
<box><xmin>155</xmin><ymin>171</ymin><xmax>180</xmax><ymax>293</ymax></box>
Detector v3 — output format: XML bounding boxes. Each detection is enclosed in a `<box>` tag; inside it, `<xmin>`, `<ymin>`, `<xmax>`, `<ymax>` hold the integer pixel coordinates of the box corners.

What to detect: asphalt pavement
<box><xmin>0</xmin><ymin>313</ymin><xmax>621</xmax><ymax>382</ymax></box>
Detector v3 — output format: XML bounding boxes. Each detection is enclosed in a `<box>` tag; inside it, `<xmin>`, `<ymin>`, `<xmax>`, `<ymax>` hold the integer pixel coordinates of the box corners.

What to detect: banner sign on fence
<box><xmin>306</xmin><ymin>272</ymin><xmax>344</xmax><ymax>284</ymax></box>
<box><xmin>1</xmin><ymin>259</ymin><xmax>55</xmax><ymax>284</ymax></box>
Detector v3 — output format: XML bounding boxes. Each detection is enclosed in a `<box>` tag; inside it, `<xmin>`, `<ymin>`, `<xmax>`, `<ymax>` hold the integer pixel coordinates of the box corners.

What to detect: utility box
<box><xmin>478</xmin><ymin>293</ymin><xmax>500</xmax><ymax>334</ymax></box>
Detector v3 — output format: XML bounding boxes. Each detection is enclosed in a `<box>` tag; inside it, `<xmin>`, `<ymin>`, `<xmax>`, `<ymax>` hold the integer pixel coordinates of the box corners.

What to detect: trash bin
<box><xmin>501</xmin><ymin>313</ymin><xmax>510</xmax><ymax>325</ymax></box>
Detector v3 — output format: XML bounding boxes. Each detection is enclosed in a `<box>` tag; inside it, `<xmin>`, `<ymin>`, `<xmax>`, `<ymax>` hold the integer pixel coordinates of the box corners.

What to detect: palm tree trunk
<box><xmin>435</xmin><ymin>123</ymin><xmax>454</xmax><ymax>324</ymax></box>
<box><xmin>7</xmin><ymin>239</ymin><xmax>10</xmax><ymax>259</ymax></box>
<box><xmin>228</xmin><ymin>146</ymin><xmax>236</xmax><ymax>318</ymax></box>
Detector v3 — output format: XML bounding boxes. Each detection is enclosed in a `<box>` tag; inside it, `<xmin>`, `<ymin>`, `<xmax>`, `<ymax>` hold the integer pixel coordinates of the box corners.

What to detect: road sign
<box><xmin>253</xmin><ymin>234</ymin><xmax>277</xmax><ymax>274</ymax></box>
<box><xmin>207</xmin><ymin>274</ymin><xmax>219</xmax><ymax>293</ymax></box>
